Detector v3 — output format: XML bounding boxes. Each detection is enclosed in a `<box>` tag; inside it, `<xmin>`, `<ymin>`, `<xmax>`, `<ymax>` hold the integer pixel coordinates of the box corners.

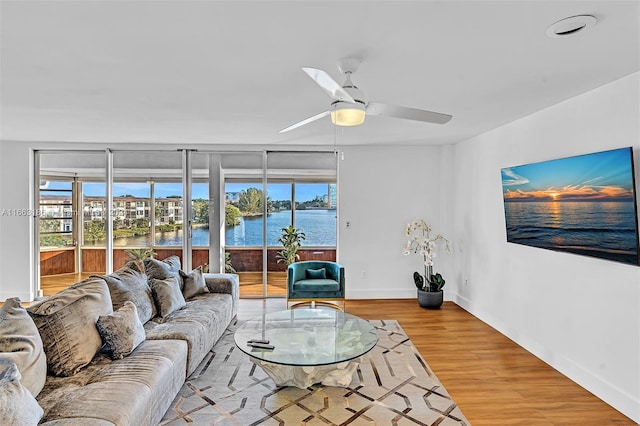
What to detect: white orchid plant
<box><xmin>403</xmin><ymin>218</ymin><xmax>452</xmax><ymax>292</ymax></box>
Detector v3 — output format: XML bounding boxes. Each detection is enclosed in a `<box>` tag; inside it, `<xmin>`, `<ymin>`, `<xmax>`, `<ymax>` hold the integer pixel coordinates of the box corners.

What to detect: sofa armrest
<box><xmin>203</xmin><ymin>273</ymin><xmax>239</xmax><ymax>318</ymax></box>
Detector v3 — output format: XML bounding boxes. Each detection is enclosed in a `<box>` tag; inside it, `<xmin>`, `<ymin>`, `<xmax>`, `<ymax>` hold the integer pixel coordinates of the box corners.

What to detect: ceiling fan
<box><xmin>279</xmin><ymin>57</ymin><xmax>452</xmax><ymax>133</ymax></box>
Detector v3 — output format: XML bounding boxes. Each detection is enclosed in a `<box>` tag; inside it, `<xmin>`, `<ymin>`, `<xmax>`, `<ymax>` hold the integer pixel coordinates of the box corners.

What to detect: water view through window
<box><xmin>74</xmin><ymin>181</ymin><xmax>336</xmax><ymax>248</ymax></box>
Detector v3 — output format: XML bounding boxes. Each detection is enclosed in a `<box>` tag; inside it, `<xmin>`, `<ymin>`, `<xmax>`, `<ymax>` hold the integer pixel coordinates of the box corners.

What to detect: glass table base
<box><xmin>251</xmin><ymin>356</ymin><xmax>363</xmax><ymax>388</ymax></box>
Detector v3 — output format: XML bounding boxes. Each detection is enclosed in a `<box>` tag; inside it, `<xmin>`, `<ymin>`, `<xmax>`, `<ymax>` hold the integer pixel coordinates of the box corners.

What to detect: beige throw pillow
<box><xmin>0</xmin><ymin>298</ymin><xmax>47</xmax><ymax>397</ymax></box>
<box><xmin>96</xmin><ymin>301</ymin><xmax>146</xmax><ymax>359</ymax></box>
<box><xmin>0</xmin><ymin>359</ymin><xmax>44</xmax><ymax>426</ymax></box>
<box><xmin>28</xmin><ymin>277</ymin><xmax>113</xmax><ymax>377</ymax></box>
<box><xmin>179</xmin><ymin>266</ymin><xmax>209</xmax><ymax>299</ymax></box>
<box><xmin>98</xmin><ymin>264</ymin><xmax>156</xmax><ymax>324</ymax></box>
<box><xmin>144</xmin><ymin>255</ymin><xmax>183</xmax><ymax>290</ymax></box>
<box><xmin>149</xmin><ymin>276</ymin><xmax>186</xmax><ymax>317</ymax></box>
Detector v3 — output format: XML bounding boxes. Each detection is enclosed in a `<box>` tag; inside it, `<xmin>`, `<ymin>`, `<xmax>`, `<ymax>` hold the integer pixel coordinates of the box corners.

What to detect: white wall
<box><xmin>338</xmin><ymin>145</ymin><xmax>454</xmax><ymax>299</ymax></box>
<box><xmin>448</xmin><ymin>72</ymin><xmax>640</xmax><ymax>422</ymax></box>
<box><xmin>0</xmin><ymin>142</ymin><xmax>35</xmax><ymax>301</ymax></box>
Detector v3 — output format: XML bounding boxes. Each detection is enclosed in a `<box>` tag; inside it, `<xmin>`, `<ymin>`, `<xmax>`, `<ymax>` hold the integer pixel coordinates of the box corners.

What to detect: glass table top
<box><xmin>234</xmin><ymin>308</ymin><xmax>379</xmax><ymax>367</ymax></box>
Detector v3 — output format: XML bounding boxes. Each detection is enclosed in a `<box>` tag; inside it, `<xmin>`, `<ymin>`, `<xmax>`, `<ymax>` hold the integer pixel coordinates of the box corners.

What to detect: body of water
<box><xmin>504</xmin><ymin>201</ymin><xmax>639</xmax><ymax>265</ymax></box>
<box><xmin>107</xmin><ymin>209</ymin><xmax>336</xmax><ymax>247</ymax></box>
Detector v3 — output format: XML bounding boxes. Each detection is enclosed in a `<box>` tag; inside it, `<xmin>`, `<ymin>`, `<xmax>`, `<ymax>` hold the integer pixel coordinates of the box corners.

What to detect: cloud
<box><xmin>501</xmin><ymin>169</ymin><xmax>529</xmax><ymax>186</ymax></box>
<box><xmin>504</xmin><ymin>184</ymin><xmax>633</xmax><ymax>201</ymax></box>
<box><xmin>581</xmin><ymin>176</ymin><xmax>603</xmax><ymax>186</ymax></box>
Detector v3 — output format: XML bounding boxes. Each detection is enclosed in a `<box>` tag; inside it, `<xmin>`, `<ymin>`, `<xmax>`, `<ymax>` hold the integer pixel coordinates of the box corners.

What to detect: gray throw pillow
<box><xmin>96</xmin><ymin>301</ymin><xmax>146</xmax><ymax>359</ymax></box>
<box><xmin>144</xmin><ymin>255</ymin><xmax>183</xmax><ymax>290</ymax></box>
<box><xmin>0</xmin><ymin>359</ymin><xmax>44</xmax><ymax>426</ymax></box>
<box><xmin>0</xmin><ymin>298</ymin><xmax>47</xmax><ymax>397</ymax></box>
<box><xmin>97</xmin><ymin>264</ymin><xmax>156</xmax><ymax>324</ymax></box>
<box><xmin>179</xmin><ymin>266</ymin><xmax>209</xmax><ymax>299</ymax></box>
<box><xmin>149</xmin><ymin>276</ymin><xmax>186</xmax><ymax>317</ymax></box>
<box><xmin>28</xmin><ymin>277</ymin><xmax>113</xmax><ymax>377</ymax></box>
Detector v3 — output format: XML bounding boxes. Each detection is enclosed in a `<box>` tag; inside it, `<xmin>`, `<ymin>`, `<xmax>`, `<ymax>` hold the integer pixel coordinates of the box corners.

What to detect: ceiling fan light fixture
<box><xmin>330</xmin><ymin>102</ymin><xmax>366</xmax><ymax>126</ymax></box>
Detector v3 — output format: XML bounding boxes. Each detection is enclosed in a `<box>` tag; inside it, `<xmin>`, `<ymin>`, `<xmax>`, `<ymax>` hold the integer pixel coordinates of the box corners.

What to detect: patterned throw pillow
<box><xmin>144</xmin><ymin>256</ymin><xmax>183</xmax><ymax>290</ymax></box>
<box><xmin>179</xmin><ymin>266</ymin><xmax>209</xmax><ymax>299</ymax></box>
<box><xmin>96</xmin><ymin>301</ymin><xmax>146</xmax><ymax>359</ymax></box>
<box><xmin>0</xmin><ymin>298</ymin><xmax>47</xmax><ymax>397</ymax></box>
<box><xmin>0</xmin><ymin>359</ymin><xmax>43</xmax><ymax>426</ymax></box>
<box><xmin>27</xmin><ymin>277</ymin><xmax>113</xmax><ymax>377</ymax></box>
<box><xmin>98</xmin><ymin>264</ymin><xmax>156</xmax><ymax>324</ymax></box>
<box><xmin>149</xmin><ymin>276</ymin><xmax>186</xmax><ymax>317</ymax></box>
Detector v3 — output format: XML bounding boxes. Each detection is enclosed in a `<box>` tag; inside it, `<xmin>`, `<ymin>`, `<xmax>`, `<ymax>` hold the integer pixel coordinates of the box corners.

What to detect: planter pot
<box><xmin>417</xmin><ymin>289</ymin><xmax>443</xmax><ymax>309</ymax></box>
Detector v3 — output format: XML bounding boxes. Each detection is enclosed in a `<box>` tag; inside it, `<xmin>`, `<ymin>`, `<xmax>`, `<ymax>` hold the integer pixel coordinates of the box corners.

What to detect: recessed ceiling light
<box><xmin>546</xmin><ymin>15</ymin><xmax>597</xmax><ymax>38</ymax></box>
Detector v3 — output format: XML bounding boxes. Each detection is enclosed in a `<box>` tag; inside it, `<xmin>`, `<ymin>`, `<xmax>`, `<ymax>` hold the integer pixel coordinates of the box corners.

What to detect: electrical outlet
<box><xmin>346</xmin><ymin>221</ymin><xmax>351</xmax><ymax>229</ymax></box>
<box><xmin>465</xmin><ymin>279</ymin><xmax>469</xmax><ymax>287</ymax></box>
<box><xmin>361</xmin><ymin>270</ymin><xmax>367</xmax><ymax>279</ymax></box>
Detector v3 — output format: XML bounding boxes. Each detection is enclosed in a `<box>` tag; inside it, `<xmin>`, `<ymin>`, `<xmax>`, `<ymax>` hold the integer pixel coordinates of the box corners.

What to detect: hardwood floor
<box><xmin>239</xmin><ymin>299</ymin><xmax>637</xmax><ymax>426</ymax></box>
<box><xmin>35</xmin><ymin>277</ymin><xmax>636</xmax><ymax>425</ymax></box>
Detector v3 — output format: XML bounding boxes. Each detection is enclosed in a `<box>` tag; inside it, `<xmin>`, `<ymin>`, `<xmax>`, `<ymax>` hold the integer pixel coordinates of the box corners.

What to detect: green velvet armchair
<box><xmin>287</xmin><ymin>261</ymin><xmax>345</xmax><ymax>309</ymax></box>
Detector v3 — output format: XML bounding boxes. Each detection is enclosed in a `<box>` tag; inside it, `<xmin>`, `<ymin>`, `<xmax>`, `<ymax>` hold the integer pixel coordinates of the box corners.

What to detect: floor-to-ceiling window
<box><xmin>36</xmin><ymin>148</ymin><xmax>338</xmax><ymax>299</ymax></box>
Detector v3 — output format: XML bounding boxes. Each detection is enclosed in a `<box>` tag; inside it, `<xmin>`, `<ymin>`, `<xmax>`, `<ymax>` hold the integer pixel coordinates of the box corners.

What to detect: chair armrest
<box><xmin>203</xmin><ymin>273</ymin><xmax>239</xmax><ymax>318</ymax></box>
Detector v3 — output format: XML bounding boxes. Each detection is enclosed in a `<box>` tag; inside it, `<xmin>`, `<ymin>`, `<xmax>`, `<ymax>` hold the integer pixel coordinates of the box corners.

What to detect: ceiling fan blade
<box><xmin>366</xmin><ymin>102</ymin><xmax>452</xmax><ymax>124</ymax></box>
<box><xmin>278</xmin><ymin>110</ymin><xmax>331</xmax><ymax>133</ymax></box>
<box><xmin>302</xmin><ymin>67</ymin><xmax>356</xmax><ymax>103</ymax></box>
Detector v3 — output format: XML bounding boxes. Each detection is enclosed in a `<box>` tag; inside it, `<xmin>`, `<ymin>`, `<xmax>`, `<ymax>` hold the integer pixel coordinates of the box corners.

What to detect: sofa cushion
<box><xmin>305</xmin><ymin>267</ymin><xmax>327</xmax><ymax>279</ymax></box>
<box><xmin>144</xmin><ymin>255</ymin><xmax>182</xmax><ymax>290</ymax></box>
<box><xmin>0</xmin><ymin>359</ymin><xmax>44</xmax><ymax>426</ymax></box>
<box><xmin>145</xmin><ymin>292</ymin><xmax>233</xmax><ymax>375</ymax></box>
<box><xmin>0</xmin><ymin>297</ymin><xmax>47</xmax><ymax>397</ymax></box>
<box><xmin>150</xmin><ymin>276</ymin><xmax>186</xmax><ymax>317</ymax></box>
<box><xmin>36</xmin><ymin>339</ymin><xmax>187</xmax><ymax>426</ymax></box>
<box><xmin>98</xmin><ymin>264</ymin><xmax>156</xmax><ymax>324</ymax></box>
<box><xmin>179</xmin><ymin>266</ymin><xmax>209</xmax><ymax>299</ymax></box>
<box><xmin>96</xmin><ymin>301</ymin><xmax>146</xmax><ymax>360</ymax></box>
<box><xmin>293</xmin><ymin>279</ymin><xmax>340</xmax><ymax>292</ymax></box>
<box><xmin>28</xmin><ymin>277</ymin><xmax>113</xmax><ymax>377</ymax></box>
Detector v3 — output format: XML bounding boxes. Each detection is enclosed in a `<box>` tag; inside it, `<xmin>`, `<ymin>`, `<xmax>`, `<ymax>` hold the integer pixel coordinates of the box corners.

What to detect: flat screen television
<box><xmin>501</xmin><ymin>147</ymin><xmax>639</xmax><ymax>266</ymax></box>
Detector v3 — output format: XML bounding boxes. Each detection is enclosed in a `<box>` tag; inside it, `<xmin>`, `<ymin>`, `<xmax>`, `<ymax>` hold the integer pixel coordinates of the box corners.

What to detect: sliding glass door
<box><xmin>36</xmin><ymin>151</ymin><xmax>105</xmax><ymax>296</ymax></box>
<box><xmin>265</xmin><ymin>151</ymin><xmax>338</xmax><ymax>297</ymax></box>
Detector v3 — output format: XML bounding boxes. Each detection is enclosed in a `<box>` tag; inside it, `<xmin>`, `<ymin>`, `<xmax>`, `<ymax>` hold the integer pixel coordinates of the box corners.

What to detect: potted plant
<box><xmin>276</xmin><ymin>225</ymin><xmax>306</xmax><ymax>266</ymax></box>
<box><xmin>124</xmin><ymin>247</ymin><xmax>157</xmax><ymax>271</ymax></box>
<box><xmin>404</xmin><ymin>219</ymin><xmax>452</xmax><ymax>309</ymax></box>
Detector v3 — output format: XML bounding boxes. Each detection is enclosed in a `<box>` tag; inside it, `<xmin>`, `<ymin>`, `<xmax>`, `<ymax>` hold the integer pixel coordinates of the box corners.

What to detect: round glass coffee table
<box><xmin>234</xmin><ymin>308</ymin><xmax>378</xmax><ymax>388</ymax></box>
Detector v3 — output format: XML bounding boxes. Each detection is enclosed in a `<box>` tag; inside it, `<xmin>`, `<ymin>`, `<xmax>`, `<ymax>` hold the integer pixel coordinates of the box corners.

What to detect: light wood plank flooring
<box><xmin>240</xmin><ymin>299</ymin><xmax>637</xmax><ymax>426</ymax></box>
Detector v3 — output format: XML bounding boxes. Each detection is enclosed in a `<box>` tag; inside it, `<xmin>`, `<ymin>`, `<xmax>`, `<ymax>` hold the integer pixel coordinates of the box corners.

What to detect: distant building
<box><xmin>329</xmin><ymin>184</ymin><xmax>337</xmax><ymax>209</ymax></box>
<box><xmin>226</xmin><ymin>192</ymin><xmax>240</xmax><ymax>203</ymax></box>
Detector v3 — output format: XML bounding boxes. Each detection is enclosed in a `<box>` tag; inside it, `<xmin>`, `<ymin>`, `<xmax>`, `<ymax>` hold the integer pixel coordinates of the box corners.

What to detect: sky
<box><xmin>501</xmin><ymin>147</ymin><xmax>636</xmax><ymax>202</ymax></box>
<box><xmin>45</xmin><ymin>181</ymin><xmax>331</xmax><ymax>202</ymax></box>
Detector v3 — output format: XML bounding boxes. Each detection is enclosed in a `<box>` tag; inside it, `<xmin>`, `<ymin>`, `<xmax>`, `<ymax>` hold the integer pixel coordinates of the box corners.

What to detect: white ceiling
<box><xmin>1</xmin><ymin>1</ymin><xmax>638</xmax><ymax>146</ymax></box>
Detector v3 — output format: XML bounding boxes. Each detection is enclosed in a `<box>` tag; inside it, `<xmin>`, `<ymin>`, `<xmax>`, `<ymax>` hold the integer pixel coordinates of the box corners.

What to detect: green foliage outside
<box><xmin>84</xmin><ymin>219</ymin><xmax>106</xmax><ymax>244</ymax></box>
<box><xmin>237</xmin><ymin>188</ymin><xmax>272</xmax><ymax>216</ymax></box>
<box><xmin>225</xmin><ymin>204</ymin><xmax>241</xmax><ymax>227</ymax></box>
<box><xmin>192</xmin><ymin>198</ymin><xmax>209</xmax><ymax>224</ymax></box>
<box><xmin>295</xmin><ymin>195</ymin><xmax>327</xmax><ymax>210</ymax></box>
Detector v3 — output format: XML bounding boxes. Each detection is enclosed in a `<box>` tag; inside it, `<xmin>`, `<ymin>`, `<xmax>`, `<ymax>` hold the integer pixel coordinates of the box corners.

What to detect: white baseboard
<box><xmin>347</xmin><ymin>289</ymin><xmax>459</xmax><ymax>301</ymax></box>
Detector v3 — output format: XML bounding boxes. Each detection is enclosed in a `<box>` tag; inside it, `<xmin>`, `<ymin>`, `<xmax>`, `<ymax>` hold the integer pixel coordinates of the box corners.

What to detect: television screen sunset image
<box><xmin>501</xmin><ymin>147</ymin><xmax>639</xmax><ymax>265</ymax></box>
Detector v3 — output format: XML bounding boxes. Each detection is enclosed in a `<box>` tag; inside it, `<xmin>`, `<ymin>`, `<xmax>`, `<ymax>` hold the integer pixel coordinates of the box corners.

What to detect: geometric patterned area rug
<box><xmin>160</xmin><ymin>320</ymin><xmax>470</xmax><ymax>425</ymax></box>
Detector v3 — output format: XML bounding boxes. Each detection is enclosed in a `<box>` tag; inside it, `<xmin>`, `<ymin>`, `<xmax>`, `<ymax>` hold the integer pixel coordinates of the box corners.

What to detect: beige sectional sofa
<box><xmin>0</xmin><ymin>256</ymin><xmax>239</xmax><ymax>426</ymax></box>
